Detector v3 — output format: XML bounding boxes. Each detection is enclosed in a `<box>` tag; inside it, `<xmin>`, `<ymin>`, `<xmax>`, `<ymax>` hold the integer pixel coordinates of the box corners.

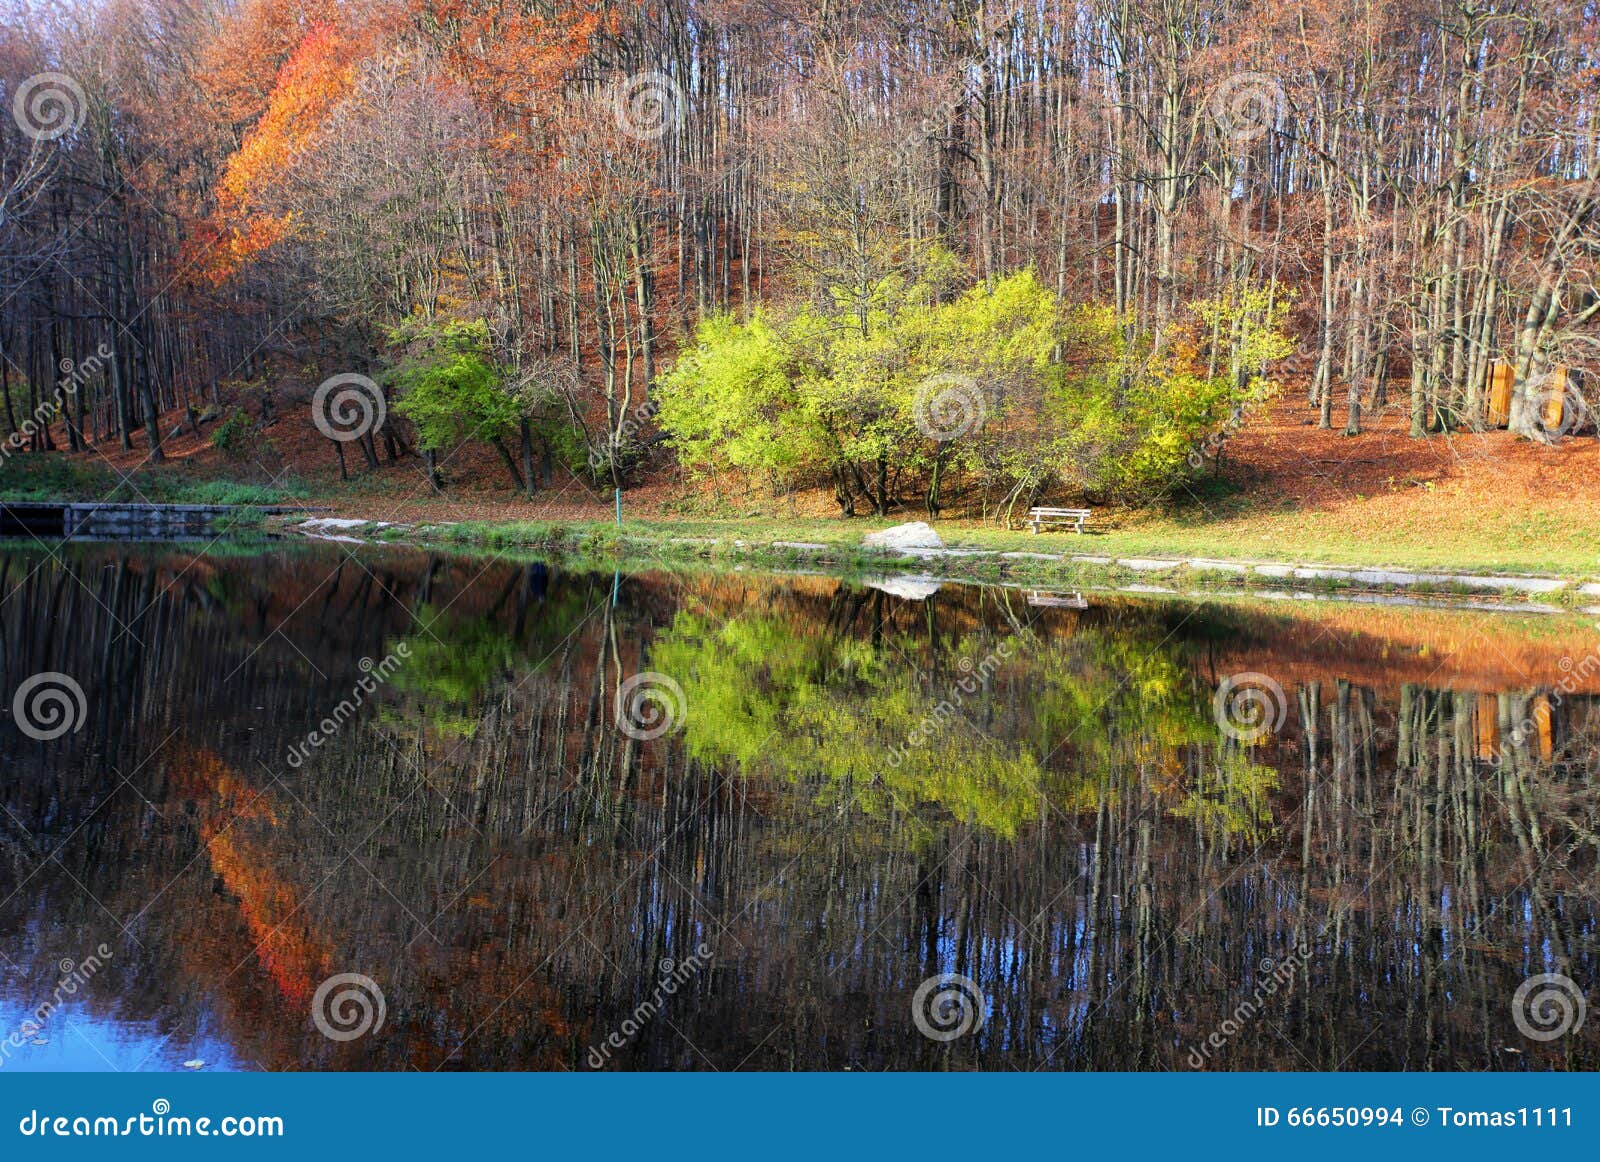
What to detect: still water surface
<box><xmin>1</xmin><ymin>541</ymin><xmax>1596</xmax><ymax>1070</ymax></box>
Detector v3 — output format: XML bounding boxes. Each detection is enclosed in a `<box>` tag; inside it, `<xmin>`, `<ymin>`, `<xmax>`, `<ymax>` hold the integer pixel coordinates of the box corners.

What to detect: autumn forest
<box><xmin>0</xmin><ymin>0</ymin><xmax>1597</xmax><ymax>524</ymax></box>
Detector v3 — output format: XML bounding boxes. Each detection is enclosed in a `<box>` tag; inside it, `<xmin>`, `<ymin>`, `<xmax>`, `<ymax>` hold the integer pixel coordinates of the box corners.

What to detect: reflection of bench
<box><xmin>1026</xmin><ymin>590</ymin><xmax>1088</xmax><ymax>609</ymax></box>
<box><xmin>1028</xmin><ymin>507</ymin><xmax>1091</xmax><ymax>534</ymax></box>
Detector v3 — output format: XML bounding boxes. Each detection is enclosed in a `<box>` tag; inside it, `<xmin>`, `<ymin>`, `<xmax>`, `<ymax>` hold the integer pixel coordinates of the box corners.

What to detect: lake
<box><xmin>0</xmin><ymin>540</ymin><xmax>1596</xmax><ymax>1071</ymax></box>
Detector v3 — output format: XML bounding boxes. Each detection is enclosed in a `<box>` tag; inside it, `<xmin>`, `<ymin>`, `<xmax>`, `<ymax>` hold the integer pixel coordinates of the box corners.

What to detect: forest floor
<box><xmin>6</xmin><ymin>391</ymin><xmax>1599</xmax><ymax>581</ymax></box>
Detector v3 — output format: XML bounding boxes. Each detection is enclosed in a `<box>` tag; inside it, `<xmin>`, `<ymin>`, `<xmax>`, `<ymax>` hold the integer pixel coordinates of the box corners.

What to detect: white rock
<box><xmin>861</xmin><ymin>522</ymin><xmax>944</xmax><ymax>551</ymax></box>
<box><xmin>1118</xmin><ymin>558</ymin><xmax>1180</xmax><ymax>572</ymax></box>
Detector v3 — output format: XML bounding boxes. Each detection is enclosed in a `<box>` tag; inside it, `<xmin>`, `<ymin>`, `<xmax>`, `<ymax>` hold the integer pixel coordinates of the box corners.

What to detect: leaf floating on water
<box><xmin>30</xmin><ymin>1038</ymin><xmax>47</xmax><ymax>1046</ymax></box>
<box><xmin>182</xmin><ymin>1059</ymin><xmax>206</xmax><ymax>1070</ymax></box>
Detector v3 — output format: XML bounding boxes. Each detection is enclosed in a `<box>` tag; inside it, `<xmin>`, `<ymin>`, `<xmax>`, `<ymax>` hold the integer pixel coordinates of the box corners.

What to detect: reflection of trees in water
<box><xmin>0</xmin><ymin>546</ymin><xmax>1596</xmax><ymax>1070</ymax></box>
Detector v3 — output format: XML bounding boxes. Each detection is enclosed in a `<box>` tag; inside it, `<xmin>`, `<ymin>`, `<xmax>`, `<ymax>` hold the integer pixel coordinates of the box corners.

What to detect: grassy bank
<box><xmin>5</xmin><ymin>452</ymin><xmax>1596</xmax><ymax>583</ymax></box>
<box><xmin>404</xmin><ymin>508</ymin><xmax>1600</xmax><ymax>584</ymax></box>
<box><xmin>288</xmin><ymin>514</ymin><xmax>1588</xmax><ymax>614</ymax></box>
<box><xmin>0</xmin><ymin>457</ymin><xmax>311</xmax><ymax>507</ymax></box>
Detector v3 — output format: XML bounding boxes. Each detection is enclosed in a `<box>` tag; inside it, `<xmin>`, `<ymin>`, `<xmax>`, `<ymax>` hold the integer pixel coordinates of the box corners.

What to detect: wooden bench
<box><xmin>1027</xmin><ymin>506</ymin><xmax>1091</xmax><ymax>534</ymax></box>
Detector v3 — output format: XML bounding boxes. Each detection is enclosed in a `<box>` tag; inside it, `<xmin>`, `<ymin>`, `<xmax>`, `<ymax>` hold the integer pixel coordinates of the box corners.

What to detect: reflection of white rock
<box><xmin>867</xmin><ymin>575</ymin><xmax>943</xmax><ymax>600</ymax></box>
<box><xmin>862</xmin><ymin>521</ymin><xmax>944</xmax><ymax>551</ymax></box>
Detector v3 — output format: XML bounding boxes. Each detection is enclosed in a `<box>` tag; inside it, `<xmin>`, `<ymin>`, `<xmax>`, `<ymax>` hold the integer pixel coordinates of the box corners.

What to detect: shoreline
<box><xmin>280</xmin><ymin>513</ymin><xmax>1600</xmax><ymax>614</ymax></box>
<box><xmin>5</xmin><ymin>483</ymin><xmax>1594</xmax><ymax>610</ymax></box>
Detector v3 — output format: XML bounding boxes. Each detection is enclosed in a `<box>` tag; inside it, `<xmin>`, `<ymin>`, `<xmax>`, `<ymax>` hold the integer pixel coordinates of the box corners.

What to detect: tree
<box><xmin>661</xmin><ymin>265</ymin><xmax>1293</xmax><ymax>517</ymax></box>
<box><xmin>387</xmin><ymin>319</ymin><xmax>527</xmax><ymax>491</ymax></box>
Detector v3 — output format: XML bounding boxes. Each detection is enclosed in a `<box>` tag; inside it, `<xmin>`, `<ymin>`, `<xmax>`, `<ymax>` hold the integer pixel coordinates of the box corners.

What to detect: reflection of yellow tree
<box><xmin>383</xmin><ymin>582</ymin><xmax>597</xmax><ymax>741</ymax></box>
<box><xmin>1167</xmin><ymin>749</ymin><xmax>1279</xmax><ymax>847</ymax></box>
<box><xmin>386</xmin><ymin>605</ymin><xmax>520</xmax><ymax>739</ymax></box>
<box><xmin>650</xmin><ymin>608</ymin><xmax>1277</xmax><ymax>841</ymax></box>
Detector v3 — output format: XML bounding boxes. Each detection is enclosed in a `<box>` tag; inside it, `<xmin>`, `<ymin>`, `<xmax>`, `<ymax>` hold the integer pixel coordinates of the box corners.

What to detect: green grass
<box><xmin>356</xmin><ymin>521</ymin><xmax>1596</xmax><ymax>618</ymax></box>
<box><xmin>0</xmin><ymin>456</ymin><xmax>310</xmax><ymax>507</ymax></box>
<box><xmin>426</xmin><ymin>520</ymin><xmax>567</xmax><ymax>548</ymax></box>
<box><xmin>390</xmin><ymin>510</ymin><xmax>1600</xmax><ymax>586</ymax></box>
